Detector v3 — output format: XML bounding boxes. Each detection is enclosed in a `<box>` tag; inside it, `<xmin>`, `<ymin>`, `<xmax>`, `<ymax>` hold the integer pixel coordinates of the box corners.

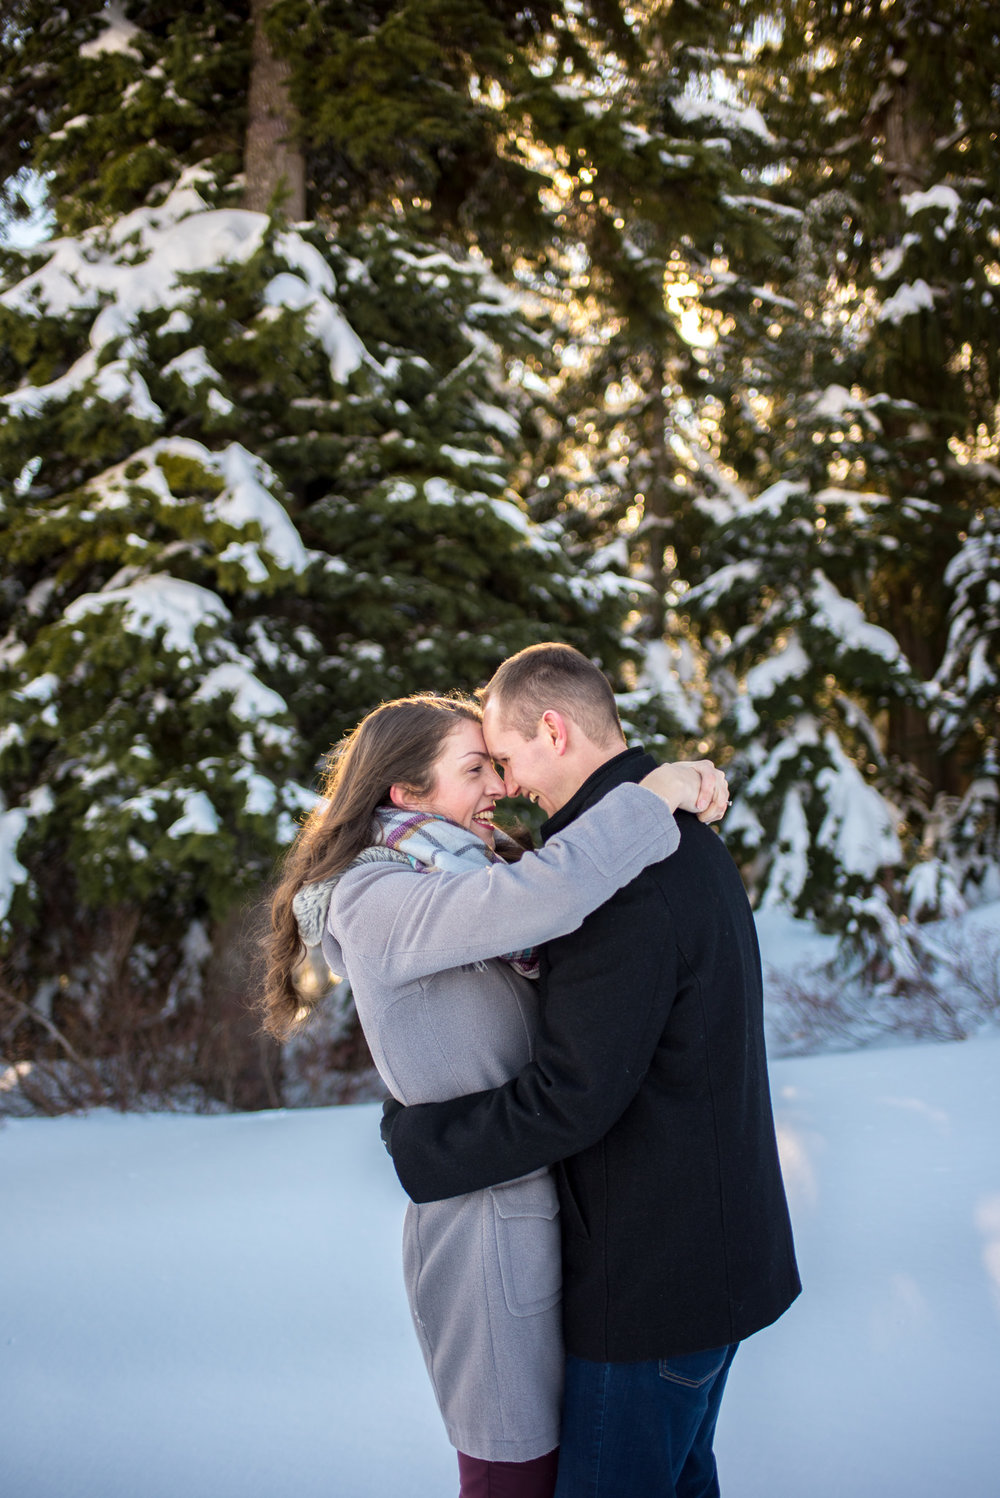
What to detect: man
<box><xmin>382</xmin><ymin>643</ymin><xmax>800</xmax><ymax>1497</ymax></box>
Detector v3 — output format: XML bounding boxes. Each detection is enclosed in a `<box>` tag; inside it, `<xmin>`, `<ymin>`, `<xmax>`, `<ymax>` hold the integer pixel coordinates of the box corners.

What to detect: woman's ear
<box><xmin>388</xmin><ymin>782</ymin><xmax>419</xmax><ymax>811</ymax></box>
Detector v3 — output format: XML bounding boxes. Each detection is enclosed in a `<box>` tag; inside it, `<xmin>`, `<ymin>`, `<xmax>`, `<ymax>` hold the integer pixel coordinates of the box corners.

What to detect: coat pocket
<box><xmin>490</xmin><ymin>1173</ymin><xmax>562</xmax><ymax>1318</ymax></box>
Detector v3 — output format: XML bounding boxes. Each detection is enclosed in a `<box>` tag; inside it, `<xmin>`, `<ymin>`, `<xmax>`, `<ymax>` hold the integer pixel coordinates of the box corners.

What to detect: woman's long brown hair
<box><xmin>259</xmin><ymin>693</ymin><xmax>482</xmax><ymax>1041</ymax></box>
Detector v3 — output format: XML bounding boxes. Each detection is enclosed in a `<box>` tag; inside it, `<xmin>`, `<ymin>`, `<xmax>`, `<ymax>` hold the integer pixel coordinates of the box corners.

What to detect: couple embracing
<box><xmin>261</xmin><ymin>643</ymin><xmax>800</xmax><ymax>1498</ymax></box>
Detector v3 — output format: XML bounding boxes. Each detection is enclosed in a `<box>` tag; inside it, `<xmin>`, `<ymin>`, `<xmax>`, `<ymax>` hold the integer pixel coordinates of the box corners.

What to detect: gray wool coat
<box><xmin>322</xmin><ymin>783</ymin><xmax>679</xmax><ymax>1462</ymax></box>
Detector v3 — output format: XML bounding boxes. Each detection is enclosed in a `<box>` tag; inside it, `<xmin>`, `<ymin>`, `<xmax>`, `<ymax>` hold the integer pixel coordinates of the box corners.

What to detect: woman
<box><xmin>261</xmin><ymin>693</ymin><xmax>726</xmax><ymax>1498</ymax></box>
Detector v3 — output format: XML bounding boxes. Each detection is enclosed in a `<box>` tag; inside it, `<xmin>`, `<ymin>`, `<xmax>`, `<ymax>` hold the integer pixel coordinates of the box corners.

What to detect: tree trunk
<box><xmin>885</xmin><ymin>603</ymin><xmax>964</xmax><ymax>800</ymax></box>
<box><xmin>244</xmin><ymin>0</ymin><xmax>306</xmax><ymax>220</ymax></box>
<box><xmin>881</xmin><ymin>68</ymin><xmax>932</xmax><ymax>201</ymax></box>
<box><xmin>870</xmin><ymin>47</ymin><xmax>957</xmax><ymax>797</ymax></box>
<box><xmin>197</xmin><ymin>908</ymin><xmax>283</xmax><ymax>1111</ymax></box>
<box><xmin>638</xmin><ymin>355</ymin><xmax>672</xmax><ymax>641</ymax></box>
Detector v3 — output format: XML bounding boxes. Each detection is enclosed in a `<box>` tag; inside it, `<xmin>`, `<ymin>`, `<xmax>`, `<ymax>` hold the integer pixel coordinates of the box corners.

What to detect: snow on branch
<box><xmin>877</xmin><ymin>279</ymin><xmax>936</xmax><ymax>325</ymax></box>
<box><xmin>815</xmin><ymin>732</ymin><xmax>902</xmax><ymax>879</ymax></box>
<box><xmin>808</xmin><ymin>574</ymin><xmax>904</xmax><ymax>666</ymax></box>
<box><xmin>63</xmin><ymin>575</ymin><xmax>230</xmax><ymax>655</ymax></box>
<box><xmin>79</xmin><ymin>2</ymin><xmax>141</xmax><ymax>62</ymax></box>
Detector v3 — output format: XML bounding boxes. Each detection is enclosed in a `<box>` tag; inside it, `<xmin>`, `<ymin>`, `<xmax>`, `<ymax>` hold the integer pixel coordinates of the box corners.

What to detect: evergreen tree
<box><xmin>688</xmin><ymin>0</ymin><xmax>1000</xmax><ymax>948</ymax></box>
<box><xmin>0</xmin><ymin>1</ymin><xmax>632</xmax><ymax>1108</ymax></box>
<box><xmin>684</xmin><ymin>184</ymin><xmax>924</xmax><ymax>939</ymax></box>
<box><xmin>492</xmin><ymin>0</ymin><xmax>785</xmax><ymax>747</ymax></box>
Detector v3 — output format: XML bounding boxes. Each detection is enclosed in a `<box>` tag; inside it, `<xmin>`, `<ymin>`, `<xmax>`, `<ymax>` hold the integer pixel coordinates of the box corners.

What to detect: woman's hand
<box><xmin>640</xmin><ymin>760</ymin><xmax>730</xmax><ymax>824</ymax></box>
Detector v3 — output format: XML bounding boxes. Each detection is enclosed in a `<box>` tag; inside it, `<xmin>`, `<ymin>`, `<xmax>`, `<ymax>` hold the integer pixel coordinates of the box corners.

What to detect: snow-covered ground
<box><xmin>3</xmin><ymin>1028</ymin><xmax>1000</xmax><ymax>1497</ymax></box>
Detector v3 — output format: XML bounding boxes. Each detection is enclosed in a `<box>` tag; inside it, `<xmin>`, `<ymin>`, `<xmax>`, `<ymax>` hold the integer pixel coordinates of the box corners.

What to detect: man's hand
<box><xmin>381</xmin><ymin>1096</ymin><xmax>403</xmax><ymax>1155</ymax></box>
<box><xmin>640</xmin><ymin>760</ymin><xmax>730</xmax><ymax>824</ymax></box>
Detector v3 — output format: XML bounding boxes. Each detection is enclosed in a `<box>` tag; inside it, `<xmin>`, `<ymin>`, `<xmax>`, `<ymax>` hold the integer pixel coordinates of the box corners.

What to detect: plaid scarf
<box><xmin>372</xmin><ymin>806</ymin><xmax>538</xmax><ymax>977</ymax></box>
<box><xmin>292</xmin><ymin>806</ymin><xmax>538</xmax><ymax>979</ymax></box>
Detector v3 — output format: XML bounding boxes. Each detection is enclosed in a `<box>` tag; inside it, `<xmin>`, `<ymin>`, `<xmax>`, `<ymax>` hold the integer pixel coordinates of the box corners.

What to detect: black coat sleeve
<box><xmin>389</xmin><ymin>873</ymin><xmax>677</xmax><ymax>1203</ymax></box>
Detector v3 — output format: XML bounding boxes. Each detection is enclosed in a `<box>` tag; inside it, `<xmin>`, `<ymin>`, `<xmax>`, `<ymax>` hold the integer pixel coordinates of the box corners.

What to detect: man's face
<box><xmin>482</xmin><ymin>700</ymin><xmax>568</xmax><ymax>817</ymax></box>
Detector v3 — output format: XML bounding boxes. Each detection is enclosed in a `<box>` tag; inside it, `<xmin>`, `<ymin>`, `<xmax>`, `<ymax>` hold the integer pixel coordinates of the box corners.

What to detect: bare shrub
<box><xmin>765</xmin><ymin>921</ymin><xmax>1000</xmax><ymax>1056</ymax></box>
<box><xmin>1</xmin><ymin>899</ymin><xmax>282</xmax><ymax>1117</ymax></box>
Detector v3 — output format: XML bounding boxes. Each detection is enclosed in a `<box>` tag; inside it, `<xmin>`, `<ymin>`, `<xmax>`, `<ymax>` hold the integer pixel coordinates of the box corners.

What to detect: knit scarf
<box><xmin>292</xmin><ymin>806</ymin><xmax>538</xmax><ymax>978</ymax></box>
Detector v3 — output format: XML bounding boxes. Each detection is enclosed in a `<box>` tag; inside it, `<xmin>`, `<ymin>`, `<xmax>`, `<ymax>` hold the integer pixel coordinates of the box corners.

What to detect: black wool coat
<box><xmin>389</xmin><ymin>748</ymin><xmax>801</xmax><ymax>1362</ymax></box>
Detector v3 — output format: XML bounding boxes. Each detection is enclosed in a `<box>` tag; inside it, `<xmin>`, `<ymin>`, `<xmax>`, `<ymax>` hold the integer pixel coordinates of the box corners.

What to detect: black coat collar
<box><xmin>541</xmin><ymin>746</ymin><xmax>656</xmax><ymax>843</ymax></box>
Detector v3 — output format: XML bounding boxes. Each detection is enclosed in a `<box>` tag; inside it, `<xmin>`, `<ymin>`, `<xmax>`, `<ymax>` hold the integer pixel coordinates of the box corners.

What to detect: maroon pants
<box><xmin>457</xmin><ymin>1448</ymin><xmax>559</xmax><ymax>1498</ymax></box>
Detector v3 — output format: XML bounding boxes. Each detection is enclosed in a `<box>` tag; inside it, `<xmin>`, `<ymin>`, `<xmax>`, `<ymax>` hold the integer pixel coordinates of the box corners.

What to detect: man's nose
<box><xmin>503</xmin><ymin>767</ymin><xmax>520</xmax><ymax>797</ymax></box>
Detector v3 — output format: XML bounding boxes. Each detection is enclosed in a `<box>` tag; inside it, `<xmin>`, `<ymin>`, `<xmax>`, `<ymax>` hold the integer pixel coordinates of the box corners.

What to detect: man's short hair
<box><xmin>482</xmin><ymin>643</ymin><xmax>625</xmax><ymax>747</ymax></box>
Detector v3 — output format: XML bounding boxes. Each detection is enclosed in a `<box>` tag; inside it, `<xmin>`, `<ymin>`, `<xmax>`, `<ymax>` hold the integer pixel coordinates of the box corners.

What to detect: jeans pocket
<box><xmin>491</xmin><ymin>1174</ymin><xmax>562</xmax><ymax>1318</ymax></box>
<box><xmin>659</xmin><ymin>1345</ymin><xmax>730</xmax><ymax>1389</ymax></box>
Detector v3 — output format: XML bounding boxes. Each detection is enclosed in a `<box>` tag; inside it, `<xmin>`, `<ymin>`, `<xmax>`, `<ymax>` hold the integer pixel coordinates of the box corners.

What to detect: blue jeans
<box><xmin>554</xmin><ymin>1343</ymin><xmax>739</xmax><ymax>1498</ymax></box>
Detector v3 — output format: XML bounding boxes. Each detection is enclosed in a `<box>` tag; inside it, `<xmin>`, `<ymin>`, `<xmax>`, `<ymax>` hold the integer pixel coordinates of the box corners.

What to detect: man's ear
<box><xmin>388</xmin><ymin>782</ymin><xmax>419</xmax><ymax>811</ymax></box>
<box><xmin>540</xmin><ymin>710</ymin><xmax>570</xmax><ymax>756</ymax></box>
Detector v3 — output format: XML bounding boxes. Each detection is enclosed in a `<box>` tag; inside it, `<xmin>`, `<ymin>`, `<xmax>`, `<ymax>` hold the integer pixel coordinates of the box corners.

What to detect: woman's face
<box><xmin>401</xmin><ymin>717</ymin><xmax>505</xmax><ymax>848</ymax></box>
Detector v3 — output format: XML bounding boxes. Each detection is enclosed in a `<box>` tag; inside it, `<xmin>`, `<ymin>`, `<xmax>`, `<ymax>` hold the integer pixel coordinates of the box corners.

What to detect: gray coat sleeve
<box><xmin>327</xmin><ymin>783</ymin><xmax>679</xmax><ymax>985</ymax></box>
